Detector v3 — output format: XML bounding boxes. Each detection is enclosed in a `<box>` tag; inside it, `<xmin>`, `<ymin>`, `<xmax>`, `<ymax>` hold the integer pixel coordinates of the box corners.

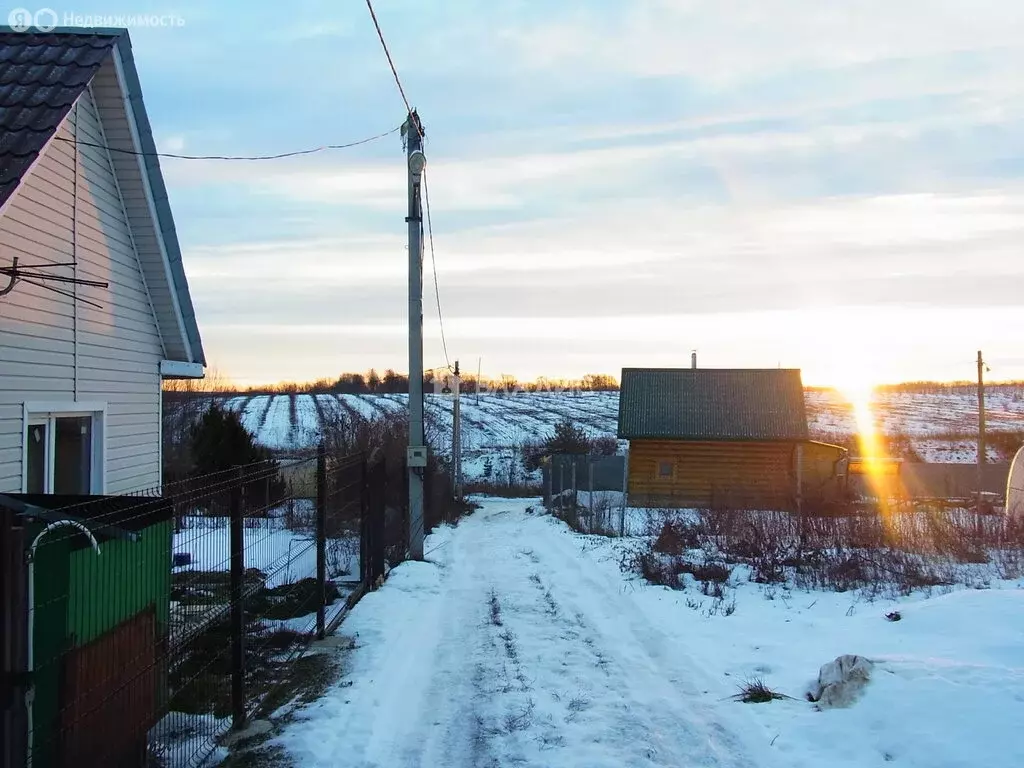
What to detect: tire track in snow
<box><xmin>277</xmin><ymin>503</ymin><xmax>768</xmax><ymax>768</ymax></box>
<box><xmin>474</xmin><ymin>527</ymin><xmax>753</xmax><ymax>768</ymax></box>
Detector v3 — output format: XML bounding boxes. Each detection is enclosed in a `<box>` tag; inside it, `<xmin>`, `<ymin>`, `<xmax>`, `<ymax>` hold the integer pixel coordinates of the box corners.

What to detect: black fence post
<box><xmin>544</xmin><ymin>457</ymin><xmax>552</xmax><ymax>509</ymax></box>
<box><xmin>1</xmin><ymin>504</ymin><xmax>28</xmax><ymax>768</ymax></box>
<box><xmin>316</xmin><ymin>443</ymin><xmax>327</xmax><ymax>641</ymax></box>
<box><xmin>571</xmin><ymin>461</ymin><xmax>577</xmax><ymax>510</ymax></box>
<box><xmin>229</xmin><ymin>466</ymin><xmax>246</xmax><ymax>731</ymax></box>
<box><xmin>364</xmin><ymin>456</ymin><xmax>372</xmax><ymax>589</ymax></box>
<box><xmin>400</xmin><ymin>459</ymin><xmax>409</xmax><ymax>558</ymax></box>
<box><xmin>373</xmin><ymin>460</ymin><xmax>387</xmax><ymax>580</ymax></box>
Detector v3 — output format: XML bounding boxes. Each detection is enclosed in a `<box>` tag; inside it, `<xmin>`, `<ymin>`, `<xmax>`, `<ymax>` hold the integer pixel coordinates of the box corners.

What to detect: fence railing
<box><xmin>543</xmin><ymin>454</ymin><xmax>629</xmax><ymax>537</ymax></box>
<box><xmin>0</xmin><ymin>449</ymin><xmax>404</xmax><ymax>768</ymax></box>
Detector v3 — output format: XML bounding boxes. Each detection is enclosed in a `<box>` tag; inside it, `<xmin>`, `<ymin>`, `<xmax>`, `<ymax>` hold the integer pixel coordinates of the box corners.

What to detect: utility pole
<box><xmin>453</xmin><ymin>360</ymin><xmax>462</xmax><ymax>502</ymax></box>
<box><xmin>405</xmin><ymin>112</ymin><xmax>426</xmax><ymax>560</ymax></box>
<box><xmin>977</xmin><ymin>350</ymin><xmax>987</xmax><ymax>499</ymax></box>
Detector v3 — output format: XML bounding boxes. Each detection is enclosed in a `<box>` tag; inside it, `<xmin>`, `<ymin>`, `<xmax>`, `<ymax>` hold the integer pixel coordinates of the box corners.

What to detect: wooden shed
<box><xmin>618</xmin><ymin>368</ymin><xmax>847</xmax><ymax>510</ymax></box>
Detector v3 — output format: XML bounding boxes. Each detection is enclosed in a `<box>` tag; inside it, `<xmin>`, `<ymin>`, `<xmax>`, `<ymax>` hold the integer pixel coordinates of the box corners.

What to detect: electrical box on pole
<box><xmin>407</xmin><ymin>446</ymin><xmax>428</xmax><ymax>468</ymax></box>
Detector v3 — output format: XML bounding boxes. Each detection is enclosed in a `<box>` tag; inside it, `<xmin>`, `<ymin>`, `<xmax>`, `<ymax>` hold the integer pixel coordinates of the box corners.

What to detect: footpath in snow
<box><xmin>277</xmin><ymin>499</ymin><xmax>1024</xmax><ymax>768</ymax></box>
<box><xmin>277</xmin><ymin>498</ymin><xmax>768</xmax><ymax>768</ymax></box>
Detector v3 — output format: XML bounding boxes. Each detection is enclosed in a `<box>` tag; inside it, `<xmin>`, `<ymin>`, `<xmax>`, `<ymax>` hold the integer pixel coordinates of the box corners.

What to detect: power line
<box><xmin>364</xmin><ymin>0</ymin><xmax>421</xmax><ymax>136</ymax></box>
<box><xmin>422</xmin><ymin>168</ymin><xmax>452</xmax><ymax>372</ymax></box>
<box><xmin>51</xmin><ymin>125</ymin><xmax>401</xmax><ymax>161</ymax></box>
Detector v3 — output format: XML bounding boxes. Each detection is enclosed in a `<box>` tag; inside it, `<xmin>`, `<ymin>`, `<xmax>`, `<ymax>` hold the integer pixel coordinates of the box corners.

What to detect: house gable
<box><xmin>0</xmin><ymin>85</ymin><xmax>166</xmax><ymax>492</ymax></box>
<box><xmin>0</xmin><ymin>28</ymin><xmax>204</xmax><ymax>492</ymax></box>
<box><xmin>0</xmin><ymin>28</ymin><xmax>205</xmax><ymax>368</ymax></box>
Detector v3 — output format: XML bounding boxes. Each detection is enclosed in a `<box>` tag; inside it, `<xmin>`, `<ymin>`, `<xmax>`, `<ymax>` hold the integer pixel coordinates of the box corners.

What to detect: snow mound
<box><xmin>810</xmin><ymin>654</ymin><xmax>874</xmax><ymax>709</ymax></box>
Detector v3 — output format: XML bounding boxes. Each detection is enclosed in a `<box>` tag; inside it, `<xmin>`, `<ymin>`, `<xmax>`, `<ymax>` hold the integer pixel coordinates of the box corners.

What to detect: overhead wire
<box><xmin>422</xmin><ymin>169</ymin><xmax>452</xmax><ymax>372</ymax></box>
<box><xmin>363</xmin><ymin>0</ymin><xmax>449</xmax><ymax>371</ymax></box>
<box><xmin>51</xmin><ymin>125</ymin><xmax>401</xmax><ymax>161</ymax></box>
<box><xmin>364</xmin><ymin>0</ymin><xmax>418</xmax><ymax>133</ymax></box>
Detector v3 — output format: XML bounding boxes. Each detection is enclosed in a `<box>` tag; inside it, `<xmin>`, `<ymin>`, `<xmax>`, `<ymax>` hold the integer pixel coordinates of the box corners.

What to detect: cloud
<box><xmin>135</xmin><ymin>0</ymin><xmax>1024</xmax><ymax>384</ymax></box>
<box><xmin>498</xmin><ymin>0</ymin><xmax>1024</xmax><ymax>83</ymax></box>
<box><xmin>185</xmin><ymin>192</ymin><xmax>1024</xmax><ymax>340</ymax></box>
<box><xmin>157</xmin><ymin>134</ymin><xmax>187</xmax><ymax>153</ymax></box>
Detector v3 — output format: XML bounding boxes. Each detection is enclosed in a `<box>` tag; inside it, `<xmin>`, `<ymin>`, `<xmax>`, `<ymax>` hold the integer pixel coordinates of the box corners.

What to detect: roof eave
<box><xmin>108</xmin><ymin>38</ymin><xmax>206</xmax><ymax>366</ymax></box>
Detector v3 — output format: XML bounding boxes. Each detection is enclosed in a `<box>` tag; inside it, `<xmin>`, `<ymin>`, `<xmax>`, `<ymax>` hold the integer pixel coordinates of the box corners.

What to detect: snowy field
<box><xmin>168</xmin><ymin>386</ymin><xmax>1024</xmax><ymax>478</ymax></box>
<box><xmin>272</xmin><ymin>499</ymin><xmax>1024</xmax><ymax>768</ymax></box>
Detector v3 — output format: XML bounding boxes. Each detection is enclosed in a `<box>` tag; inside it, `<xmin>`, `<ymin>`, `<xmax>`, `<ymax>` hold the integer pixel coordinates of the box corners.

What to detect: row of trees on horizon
<box><xmin>165</xmin><ymin>369</ymin><xmax>623</xmax><ymax>395</ymax></box>
<box><xmin>165</xmin><ymin>369</ymin><xmax>1024</xmax><ymax>396</ymax></box>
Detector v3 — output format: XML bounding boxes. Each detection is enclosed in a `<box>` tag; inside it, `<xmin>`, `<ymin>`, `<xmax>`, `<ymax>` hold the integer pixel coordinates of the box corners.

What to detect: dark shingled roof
<box><xmin>617</xmin><ymin>368</ymin><xmax>809</xmax><ymax>441</ymax></box>
<box><xmin>0</xmin><ymin>31</ymin><xmax>121</xmax><ymax>208</ymax></box>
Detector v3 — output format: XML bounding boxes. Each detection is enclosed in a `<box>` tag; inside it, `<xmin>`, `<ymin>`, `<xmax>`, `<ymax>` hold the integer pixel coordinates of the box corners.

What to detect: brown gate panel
<box><xmin>60</xmin><ymin>608</ymin><xmax>157</xmax><ymax>768</ymax></box>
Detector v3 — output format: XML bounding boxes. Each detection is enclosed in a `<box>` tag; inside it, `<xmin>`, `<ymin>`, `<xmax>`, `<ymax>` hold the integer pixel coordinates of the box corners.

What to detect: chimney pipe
<box><xmin>691</xmin><ymin>350</ymin><xmax>697</xmax><ymax>369</ymax></box>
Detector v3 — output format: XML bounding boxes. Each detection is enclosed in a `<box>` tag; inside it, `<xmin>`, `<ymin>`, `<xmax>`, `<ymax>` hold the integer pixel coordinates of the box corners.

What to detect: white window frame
<box><xmin>21</xmin><ymin>402</ymin><xmax>107</xmax><ymax>494</ymax></box>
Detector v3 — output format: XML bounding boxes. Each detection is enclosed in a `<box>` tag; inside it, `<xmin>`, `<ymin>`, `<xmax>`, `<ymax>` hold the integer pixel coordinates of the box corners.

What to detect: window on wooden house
<box><xmin>657</xmin><ymin>460</ymin><xmax>674</xmax><ymax>479</ymax></box>
<box><xmin>24</xmin><ymin>407</ymin><xmax>104</xmax><ymax>494</ymax></box>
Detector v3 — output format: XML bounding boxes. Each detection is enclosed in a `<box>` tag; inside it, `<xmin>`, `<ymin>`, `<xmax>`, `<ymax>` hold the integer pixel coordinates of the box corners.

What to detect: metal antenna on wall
<box><xmin>1</xmin><ymin>256</ymin><xmax>109</xmax><ymax>308</ymax></box>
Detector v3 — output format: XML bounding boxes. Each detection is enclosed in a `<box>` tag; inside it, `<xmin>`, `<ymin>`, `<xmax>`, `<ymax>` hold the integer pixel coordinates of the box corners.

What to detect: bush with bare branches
<box><xmin>623</xmin><ymin>503</ymin><xmax>1024</xmax><ymax>599</ymax></box>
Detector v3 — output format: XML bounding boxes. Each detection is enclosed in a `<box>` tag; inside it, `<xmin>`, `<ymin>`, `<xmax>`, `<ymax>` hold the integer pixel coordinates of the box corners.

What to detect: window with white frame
<box><xmin>24</xmin><ymin>406</ymin><xmax>105</xmax><ymax>494</ymax></box>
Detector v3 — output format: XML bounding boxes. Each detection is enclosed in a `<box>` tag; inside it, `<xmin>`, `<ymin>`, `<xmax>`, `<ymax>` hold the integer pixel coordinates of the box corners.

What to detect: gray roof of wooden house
<box><xmin>617</xmin><ymin>368</ymin><xmax>809</xmax><ymax>441</ymax></box>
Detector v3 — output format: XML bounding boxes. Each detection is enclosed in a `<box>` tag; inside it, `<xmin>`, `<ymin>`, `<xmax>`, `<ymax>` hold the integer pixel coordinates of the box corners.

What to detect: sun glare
<box><xmin>837</xmin><ymin>378</ymin><xmax>878</xmax><ymax>449</ymax></box>
<box><xmin>835</xmin><ymin>376</ymin><xmax>896</xmax><ymax>514</ymax></box>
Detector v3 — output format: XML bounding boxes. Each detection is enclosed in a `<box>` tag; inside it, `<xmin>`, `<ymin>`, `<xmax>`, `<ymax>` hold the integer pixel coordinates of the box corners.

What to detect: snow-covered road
<box><xmin>279</xmin><ymin>499</ymin><xmax>769</xmax><ymax>767</ymax></box>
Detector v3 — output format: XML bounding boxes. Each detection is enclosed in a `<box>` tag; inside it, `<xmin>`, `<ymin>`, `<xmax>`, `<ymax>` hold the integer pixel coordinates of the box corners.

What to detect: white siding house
<box><xmin>0</xmin><ymin>30</ymin><xmax>205</xmax><ymax>495</ymax></box>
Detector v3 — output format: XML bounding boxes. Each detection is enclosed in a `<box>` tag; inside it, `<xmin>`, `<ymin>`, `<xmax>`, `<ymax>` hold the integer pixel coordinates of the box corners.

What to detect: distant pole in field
<box><xmin>405</xmin><ymin>112</ymin><xmax>426</xmax><ymax>560</ymax></box>
<box><xmin>978</xmin><ymin>350</ymin><xmax>987</xmax><ymax>499</ymax></box>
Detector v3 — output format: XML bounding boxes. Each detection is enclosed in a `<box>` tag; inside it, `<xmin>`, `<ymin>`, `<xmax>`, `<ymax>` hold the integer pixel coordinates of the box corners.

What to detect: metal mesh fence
<box><xmin>543</xmin><ymin>454</ymin><xmax>629</xmax><ymax>537</ymax></box>
<box><xmin>0</xmin><ymin>450</ymin><xmax>397</xmax><ymax>768</ymax></box>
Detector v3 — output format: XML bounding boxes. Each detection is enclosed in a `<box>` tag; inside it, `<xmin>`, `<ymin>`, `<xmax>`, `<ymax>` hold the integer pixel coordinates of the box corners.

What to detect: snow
<box><xmin>149</xmin><ymin>712</ymin><xmax>229</xmax><ymax>768</ymax></box>
<box><xmin>668</xmin><ymin>583</ymin><xmax>1024</xmax><ymax>768</ymax></box>
<box><xmin>174</xmin><ymin>517</ymin><xmax>316</xmax><ymax>588</ymax></box>
<box><xmin>173</xmin><ymin>508</ymin><xmax>357</xmax><ymax>588</ymax></box>
<box><xmin>237</xmin><ymin>395</ymin><xmax>270</xmax><ymax>438</ymax></box>
<box><xmin>257</xmin><ymin>395</ymin><xmax>297</xmax><ymax>451</ymax></box>
<box><xmin>339</xmin><ymin>394</ymin><xmax>381</xmax><ymax>420</ymax></box>
<box><xmin>276</xmin><ymin>499</ymin><xmax>772</xmax><ymax>767</ymax></box>
<box><xmin>276</xmin><ymin>500</ymin><xmax>1024</xmax><ymax>768</ymax></box>
<box><xmin>262</xmin><ymin>600</ymin><xmax>351</xmax><ymax>635</ymax></box>
<box><xmin>912</xmin><ymin>439</ymin><xmax>1000</xmax><ymax>463</ymax></box>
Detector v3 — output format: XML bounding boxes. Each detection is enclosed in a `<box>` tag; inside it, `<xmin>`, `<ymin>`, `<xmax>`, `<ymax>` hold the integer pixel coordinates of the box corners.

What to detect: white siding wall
<box><xmin>0</xmin><ymin>87</ymin><xmax>164</xmax><ymax>494</ymax></box>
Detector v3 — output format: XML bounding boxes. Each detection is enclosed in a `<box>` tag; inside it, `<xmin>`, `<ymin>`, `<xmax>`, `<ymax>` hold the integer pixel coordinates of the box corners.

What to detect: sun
<box><xmin>836</xmin><ymin>377</ymin><xmax>877</xmax><ymax>448</ymax></box>
<box><xmin>835</xmin><ymin>375</ymin><xmax>883</xmax><ymax>459</ymax></box>
<box><xmin>834</xmin><ymin>374</ymin><xmax>900</xmax><ymax>515</ymax></box>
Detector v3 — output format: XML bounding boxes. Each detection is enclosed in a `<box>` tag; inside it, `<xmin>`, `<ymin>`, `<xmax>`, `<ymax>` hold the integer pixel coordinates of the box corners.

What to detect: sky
<box><xmin>59</xmin><ymin>0</ymin><xmax>1024</xmax><ymax>386</ymax></box>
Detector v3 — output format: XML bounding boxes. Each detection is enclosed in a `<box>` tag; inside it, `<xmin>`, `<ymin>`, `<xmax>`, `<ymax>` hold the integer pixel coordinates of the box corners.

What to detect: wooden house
<box><xmin>618</xmin><ymin>368</ymin><xmax>847</xmax><ymax>510</ymax></box>
<box><xmin>0</xmin><ymin>28</ymin><xmax>204</xmax><ymax>767</ymax></box>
